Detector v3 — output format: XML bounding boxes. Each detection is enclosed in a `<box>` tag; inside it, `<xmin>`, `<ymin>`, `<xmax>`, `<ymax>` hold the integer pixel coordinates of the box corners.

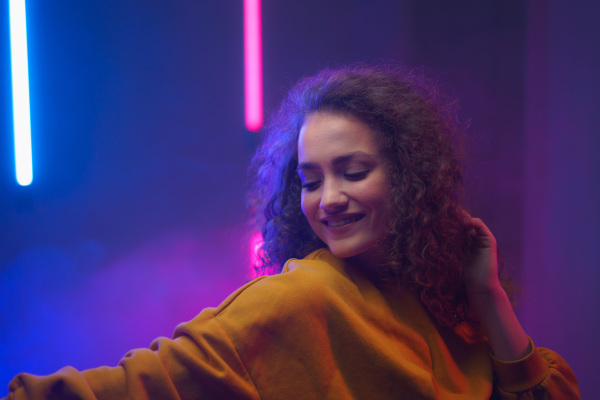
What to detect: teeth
<box><xmin>328</xmin><ymin>215</ymin><xmax>362</xmax><ymax>227</ymax></box>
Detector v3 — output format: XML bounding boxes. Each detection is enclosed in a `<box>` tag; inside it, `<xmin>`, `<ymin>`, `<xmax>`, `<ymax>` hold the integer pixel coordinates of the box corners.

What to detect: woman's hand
<box><xmin>462</xmin><ymin>211</ymin><xmax>531</xmax><ymax>361</ymax></box>
<box><xmin>463</xmin><ymin>213</ymin><xmax>503</xmax><ymax>299</ymax></box>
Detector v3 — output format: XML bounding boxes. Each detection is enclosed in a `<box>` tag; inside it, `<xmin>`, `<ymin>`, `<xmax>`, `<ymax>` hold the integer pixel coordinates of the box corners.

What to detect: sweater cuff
<box><xmin>490</xmin><ymin>338</ymin><xmax>550</xmax><ymax>393</ymax></box>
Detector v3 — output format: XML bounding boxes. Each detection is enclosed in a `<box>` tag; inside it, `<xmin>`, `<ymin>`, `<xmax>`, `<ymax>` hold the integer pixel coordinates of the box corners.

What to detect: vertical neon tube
<box><xmin>9</xmin><ymin>0</ymin><xmax>33</xmax><ymax>186</ymax></box>
<box><xmin>244</xmin><ymin>0</ymin><xmax>263</xmax><ymax>132</ymax></box>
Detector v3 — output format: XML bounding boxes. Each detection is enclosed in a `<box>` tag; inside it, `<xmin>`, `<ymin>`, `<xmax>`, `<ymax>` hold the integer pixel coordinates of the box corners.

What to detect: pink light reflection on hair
<box><xmin>249</xmin><ymin>231</ymin><xmax>264</xmax><ymax>279</ymax></box>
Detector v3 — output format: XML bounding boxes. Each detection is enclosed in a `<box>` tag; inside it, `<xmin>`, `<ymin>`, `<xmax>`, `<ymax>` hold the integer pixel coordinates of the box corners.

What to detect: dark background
<box><xmin>1</xmin><ymin>0</ymin><xmax>597</xmax><ymax>397</ymax></box>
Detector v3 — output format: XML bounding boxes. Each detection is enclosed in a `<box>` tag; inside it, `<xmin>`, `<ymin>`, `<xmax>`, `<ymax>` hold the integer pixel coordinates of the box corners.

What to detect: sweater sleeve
<box><xmin>3</xmin><ymin>308</ymin><xmax>261</xmax><ymax>400</ymax></box>
<box><xmin>491</xmin><ymin>338</ymin><xmax>580</xmax><ymax>399</ymax></box>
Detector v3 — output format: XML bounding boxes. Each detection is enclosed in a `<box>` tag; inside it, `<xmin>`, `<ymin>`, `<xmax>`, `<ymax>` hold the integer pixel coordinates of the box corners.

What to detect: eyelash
<box><xmin>344</xmin><ymin>171</ymin><xmax>369</xmax><ymax>181</ymax></box>
<box><xmin>301</xmin><ymin>181</ymin><xmax>321</xmax><ymax>191</ymax></box>
<box><xmin>301</xmin><ymin>171</ymin><xmax>369</xmax><ymax>191</ymax></box>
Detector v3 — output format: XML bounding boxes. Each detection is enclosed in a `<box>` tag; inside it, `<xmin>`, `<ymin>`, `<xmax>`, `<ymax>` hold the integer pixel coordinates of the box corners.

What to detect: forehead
<box><xmin>297</xmin><ymin>112</ymin><xmax>380</xmax><ymax>162</ymax></box>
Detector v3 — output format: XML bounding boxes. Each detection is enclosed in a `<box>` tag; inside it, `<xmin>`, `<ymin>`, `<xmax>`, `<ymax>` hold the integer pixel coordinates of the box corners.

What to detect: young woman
<box><xmin>4</xmin><ymin>64</ymin><xmax>579</xmax><ymax>399</ymax></box>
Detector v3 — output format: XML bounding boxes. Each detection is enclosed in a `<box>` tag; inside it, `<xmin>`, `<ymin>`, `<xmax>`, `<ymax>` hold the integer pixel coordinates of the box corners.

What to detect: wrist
<box><xmin>467</xmin><ymin>279</ymin><xmax>506</xmax><ymax>304</ymax></box>
<box><xmin>468</xmin><ymin>281</ymin><xmax>511</xmax><ymax>322</ymax></box>
<box><xmin>468</xmin><ymin>283</ymin><xmax>530</xmax><ymax>361</ymax></box>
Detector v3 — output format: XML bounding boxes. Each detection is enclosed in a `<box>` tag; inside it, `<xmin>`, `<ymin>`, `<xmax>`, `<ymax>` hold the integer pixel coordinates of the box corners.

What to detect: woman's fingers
<box><xmin>461</xmin><ymin>210</ymin><xmax>497</xmax><ymax>249</ymax></box>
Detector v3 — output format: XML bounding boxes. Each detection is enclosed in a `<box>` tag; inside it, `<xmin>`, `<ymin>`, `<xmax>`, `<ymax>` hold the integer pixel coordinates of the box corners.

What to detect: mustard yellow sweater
<box><xmin>5</xmin><ymin>249</ymin><xmax>579</xmax><ymax>399</ymax></box>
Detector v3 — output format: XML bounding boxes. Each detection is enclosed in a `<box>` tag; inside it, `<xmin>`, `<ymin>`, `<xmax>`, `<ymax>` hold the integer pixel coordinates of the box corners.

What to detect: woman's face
<box><xmin>297</xmin><ymin>111</ymin><xmax>392</xmax><ymax>264</ymax></box>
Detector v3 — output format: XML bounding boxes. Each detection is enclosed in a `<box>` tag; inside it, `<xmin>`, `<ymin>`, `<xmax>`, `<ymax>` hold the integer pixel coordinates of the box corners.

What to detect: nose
<box><xmin>320</xmin><ymin>179</ymin><xmax>348</xmax><ymax>212</ymax></box>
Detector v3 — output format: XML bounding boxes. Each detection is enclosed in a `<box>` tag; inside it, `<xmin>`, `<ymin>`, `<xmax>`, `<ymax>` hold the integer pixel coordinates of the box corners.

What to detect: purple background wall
<box><xmin>521</xmin><ymin>0</ymin><xmax>599</xmax><ymax>395</ymax></box>
<box><xmin>0</xmin><ymin>1</ymin><xmax>596</xmax><ymax>397</ymax></box>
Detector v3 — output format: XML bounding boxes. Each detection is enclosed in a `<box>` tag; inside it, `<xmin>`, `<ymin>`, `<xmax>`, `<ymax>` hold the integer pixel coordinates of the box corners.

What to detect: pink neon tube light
<box><xmin>244</xmin><ymin>0</ymin><xmax>263</xmax><ymax>131</ymax></box>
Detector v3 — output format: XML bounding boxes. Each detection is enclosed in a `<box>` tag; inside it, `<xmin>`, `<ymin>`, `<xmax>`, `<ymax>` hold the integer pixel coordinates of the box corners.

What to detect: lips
<box><xmin>322</xmin><ymin>214</ymin><xmax>365</xmax><ymax>227</ymax></box>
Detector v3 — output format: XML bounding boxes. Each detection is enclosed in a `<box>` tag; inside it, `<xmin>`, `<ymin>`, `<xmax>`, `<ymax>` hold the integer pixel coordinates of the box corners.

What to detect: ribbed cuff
<box><xmin>491</xmin><ymin>337</ymin><xmax>550</xmax><ymax>393</ymax></box>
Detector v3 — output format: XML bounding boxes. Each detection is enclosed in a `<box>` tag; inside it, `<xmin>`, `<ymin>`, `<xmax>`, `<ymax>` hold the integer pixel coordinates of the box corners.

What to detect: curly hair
<box><xmin>248</xmin><ymin>62</ymin><xmax>482</xmax><ymax>327</ymax></box>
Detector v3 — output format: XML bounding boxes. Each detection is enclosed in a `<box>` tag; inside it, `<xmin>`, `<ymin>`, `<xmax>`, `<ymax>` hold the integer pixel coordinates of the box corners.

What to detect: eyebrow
<box><xmin>296</xmin><ymin>151</ymin><xmax>374</xmax><ymax>172</ymax></box>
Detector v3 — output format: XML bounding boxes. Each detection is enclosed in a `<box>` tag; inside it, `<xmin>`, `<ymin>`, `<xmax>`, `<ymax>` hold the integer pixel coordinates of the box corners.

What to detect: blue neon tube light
<box><xmin>9</xmin><ymin>0</ymin><xmax>33</xmax><ymax>186</ymax></box>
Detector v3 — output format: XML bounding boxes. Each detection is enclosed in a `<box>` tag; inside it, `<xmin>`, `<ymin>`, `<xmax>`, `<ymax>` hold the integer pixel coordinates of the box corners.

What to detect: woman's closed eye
<box><xmin>344</xmin><ymin>170</ymin><xmax>369</xmax><ymax>181</ymax></box>
<box><xmin>301</xmin><ymin>179</ymin><xmax>321</xmax><ymax>191</ymax></box>
<box><xmin>301</xmin><ymin>170</ymin><xmax>369</xmax><ymax>190</ymax></box>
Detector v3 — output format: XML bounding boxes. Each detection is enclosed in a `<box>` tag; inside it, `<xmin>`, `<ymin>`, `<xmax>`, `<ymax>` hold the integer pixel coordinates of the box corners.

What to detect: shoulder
<box><xmin>173</xmin><ymin>249</ymin><xmax>356</xmax><ymax>355</ymax></box>
<box><xmin>175</xmin><ymin>249</ymin><xmax>353</xmax><ymax>334</ymax></box>
<box><xmin>214</xmin><ymin>248</ymin><xmax>354</xmax><ymax>319</ymax></box>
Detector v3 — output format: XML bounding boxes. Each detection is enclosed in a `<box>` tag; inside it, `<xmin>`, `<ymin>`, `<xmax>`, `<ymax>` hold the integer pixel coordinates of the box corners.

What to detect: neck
<box><xmin>345</xmin><ymin>245</ymin><xmax>386</xmax><ymax>275</ymax></box>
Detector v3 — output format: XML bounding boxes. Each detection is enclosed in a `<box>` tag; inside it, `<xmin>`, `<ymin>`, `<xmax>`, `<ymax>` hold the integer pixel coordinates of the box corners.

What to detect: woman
<box><xmin>4</xmin><ymin>64</ymin><xmax>579</xmax><ymax>399</ymax></box>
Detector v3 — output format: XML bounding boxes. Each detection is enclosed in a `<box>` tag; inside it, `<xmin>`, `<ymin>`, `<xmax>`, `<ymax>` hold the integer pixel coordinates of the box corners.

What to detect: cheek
<box><xmin>356</xmin><ymin>180</ymin><xmax>389</xmax><ymax>205</ymax></box>
<box><xmin>359</xmin><ymin>182</ymin><xmax>392</xmax><ymax>218</ymax></box>
<box><xmin>300</xmin><ymin>191</ymin><xmax>321</xmax><ymax>224</ymax></box>
<box><xmin>300</xmin><ymin>191</ymin><xmax>311</xmax><ymax>218</ymax></box>
<box><xmin>300</xmin><ymin>193</ymin><xmax>307</xmax><ymax>216</ymax></box>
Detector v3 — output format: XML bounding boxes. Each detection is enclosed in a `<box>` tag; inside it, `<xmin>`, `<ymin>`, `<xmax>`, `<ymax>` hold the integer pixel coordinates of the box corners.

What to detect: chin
<box><xmin>327</xmin><ymin>242</ymin><xmax>374</xmax><ymax>260</ymax></box>
<box><xmin>328</xmin><ymin>248</ymin><xmax>359</xmax><ymax>260</ymax></box>
<box><xmin>327</xmin><ymin>239</ymin><xmax>386</xmax><ymax>268</ymax></box>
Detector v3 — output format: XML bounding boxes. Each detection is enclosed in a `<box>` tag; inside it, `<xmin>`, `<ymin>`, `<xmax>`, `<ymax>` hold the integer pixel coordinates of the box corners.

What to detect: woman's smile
<box><xmin>322</xmin><ymin>214</ymin><xmax>365</xmax><ymax>228</ymax></box>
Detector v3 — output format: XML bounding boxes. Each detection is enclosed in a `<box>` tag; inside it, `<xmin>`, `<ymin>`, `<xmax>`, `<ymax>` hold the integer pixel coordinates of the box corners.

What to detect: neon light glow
<box><xmin>249</xmin><ymin>231</ymin><xmax>264</xmax><ymax>279</ymax></box>
<box><xmin>9</xmin><ymin>0</ymin><xmax>33</xmax><ymax>186</ymax></box>
<box><xmin>244</xmin><ymin>0</ymin><xmax>263</xmax><ymax>132</ymax></box>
